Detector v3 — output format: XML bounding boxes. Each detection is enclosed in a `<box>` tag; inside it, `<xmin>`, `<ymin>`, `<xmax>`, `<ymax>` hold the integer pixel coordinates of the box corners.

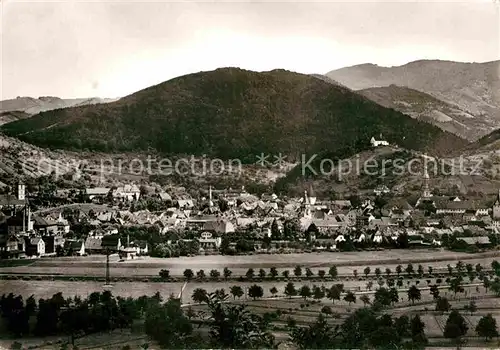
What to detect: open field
<box><xmin>2</xmin><ymin>249</ymin><xmax>499</xmax><ymax>278</ymax></box>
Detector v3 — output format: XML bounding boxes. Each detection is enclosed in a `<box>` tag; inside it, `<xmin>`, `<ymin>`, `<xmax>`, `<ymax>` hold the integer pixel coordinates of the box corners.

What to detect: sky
<box><xmin>1</xmin><ymin>0</ymin><xmax>499</xmax><ymax>99</ymax></box>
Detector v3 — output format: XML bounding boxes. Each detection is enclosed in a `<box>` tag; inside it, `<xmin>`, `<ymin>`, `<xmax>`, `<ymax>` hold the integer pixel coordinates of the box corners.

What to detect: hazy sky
<box><xmin>1</xmin><ymin>0</ymin><xmax>499</xmax><ymax>99</ymax></box>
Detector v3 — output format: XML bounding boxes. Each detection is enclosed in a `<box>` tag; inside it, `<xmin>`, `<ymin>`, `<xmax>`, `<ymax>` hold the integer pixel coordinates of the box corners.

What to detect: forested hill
<box><xmin>1</xmin><ymin>68</ymin><xmax>468</xmax><ymax>161</ymax></box>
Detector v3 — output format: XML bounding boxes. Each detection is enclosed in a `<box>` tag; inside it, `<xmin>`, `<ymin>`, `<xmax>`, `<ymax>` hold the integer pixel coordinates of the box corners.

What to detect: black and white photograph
<box><xmin>0</xmin><ymin>0</ymin><xmax>499</xmax><ymax>348</ymax></box>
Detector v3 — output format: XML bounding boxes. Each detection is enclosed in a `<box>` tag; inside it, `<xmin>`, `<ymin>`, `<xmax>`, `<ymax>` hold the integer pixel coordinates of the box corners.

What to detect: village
<box><xmin>1</xmin><ymin>148</ymin><xmax>499</xmax><ymax>261</ymax></box>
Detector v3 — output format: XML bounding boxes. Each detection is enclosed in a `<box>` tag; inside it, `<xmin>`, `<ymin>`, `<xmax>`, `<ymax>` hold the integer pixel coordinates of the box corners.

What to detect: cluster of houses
<box><xmin>0</xmin><ymin>162</ymin><xmax>499</xmax><ymax>259</ymax></box>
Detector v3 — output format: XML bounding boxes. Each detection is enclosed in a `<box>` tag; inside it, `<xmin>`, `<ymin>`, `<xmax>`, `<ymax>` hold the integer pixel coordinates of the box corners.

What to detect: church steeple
<box><xmin>422</xmin><ymin>162</ymin><xmax>431</xmax><ymax>198</ymax></box>
<box><xmin>308</xmin><ymin>184</ymin><xmax>317</xmax><ymax>205</ymax></box>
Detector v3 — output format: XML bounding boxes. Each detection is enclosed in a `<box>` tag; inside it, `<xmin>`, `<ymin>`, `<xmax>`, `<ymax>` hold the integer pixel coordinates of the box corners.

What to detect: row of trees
<box><xmin>160</xmin><ymin>259</ymin><xmax>500</xmax><ymax>282</ymax></box>
<box><xmin>162</xmin><ymin>265</ymin><xmax>340</xmax><ymax>281</ymax></box>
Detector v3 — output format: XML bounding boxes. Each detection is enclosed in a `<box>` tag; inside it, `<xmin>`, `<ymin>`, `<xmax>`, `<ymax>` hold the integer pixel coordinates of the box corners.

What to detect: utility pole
<box><xmin>105</xmin><ymin>249</ymin><xmax>110</xmax><ymax>285</ymax></box>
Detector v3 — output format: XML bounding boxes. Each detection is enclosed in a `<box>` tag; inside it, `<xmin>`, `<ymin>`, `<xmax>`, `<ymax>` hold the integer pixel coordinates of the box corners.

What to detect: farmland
<box><xmin>3</xmin><ymin>250</ymin><xmax>500</xmax><ymax>348</ymax></box>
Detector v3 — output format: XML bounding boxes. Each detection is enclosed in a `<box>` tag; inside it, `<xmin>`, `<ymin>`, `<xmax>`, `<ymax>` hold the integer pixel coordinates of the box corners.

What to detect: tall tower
<box><xmin>493</xmin><ymin>189</ymin><xmax>500</xmax><ymax>220</ymax></box>
<box><xmin>422</xmin><ymin>164</ymin><xmax>431</xmax><ymax>198</ymax></box>
<box><xmin>208</xmin><ymin>185</ymin><xmax>213</xmax><ymax>207</ymax></box>
<box><xmin>17</xmin><ymin>183</ymin><xmax>26</xmax><ymax>201</ymax></box>
<box><xmin>303</xmin><ymin>190</ymin><xmax>311</xmax><ymax>218</ymax></box>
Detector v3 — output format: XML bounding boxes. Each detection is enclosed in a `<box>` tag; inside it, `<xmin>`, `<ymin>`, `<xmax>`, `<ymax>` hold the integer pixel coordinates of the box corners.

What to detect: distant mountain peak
<box><xmin>326</xmin><ymin>59</ymin><xmax>500</xmax><ymax>140</ymax></box>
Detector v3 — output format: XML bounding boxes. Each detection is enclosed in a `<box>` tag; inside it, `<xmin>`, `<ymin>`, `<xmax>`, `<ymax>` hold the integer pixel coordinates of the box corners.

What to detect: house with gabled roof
<box><xmin>64</xmin><ymin>240</ymin><xmax>85</xmax><ymax>256</ymax></box>
<box><xmin>24</xmin><ymin>236</ymin><xmax>45</xmax><ymax>256</ymax></box>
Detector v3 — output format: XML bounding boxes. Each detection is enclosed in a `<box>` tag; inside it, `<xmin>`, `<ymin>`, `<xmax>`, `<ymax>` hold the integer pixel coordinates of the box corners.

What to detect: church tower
<box><xmin>17</xmin><ymin>183</ymin><xmax>26</xmax><ymax>201</ymax></box>
<box><xmin>493</xmin><ymin>189</ymin><xmax>500</xmax><ymax>220</ymax></box>
<box><xmin>303</xmin><ymin>190</ymin><xmax>312</xmax><ymax>218</ymax></box>
<box><xmin>422</xmin><ymin>164</ymin><xmax>431</xmax><ymax>198</ymax></box>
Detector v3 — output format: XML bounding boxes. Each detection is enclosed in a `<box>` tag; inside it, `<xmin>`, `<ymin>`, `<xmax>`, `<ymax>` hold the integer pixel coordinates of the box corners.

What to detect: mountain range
<box><xmin>326</xmin><ymin>60</ymin><xmax>500</xmax><ymax>141</ymax></box>
<box><xmin>0</xmin><ymin>68</ymin><xmax>466</xmax><ymax>162</ymax></box>
<box><xmin>0</xmin><ymin>96</ymin><xmax>117</xmax><ymax>125</ymax></box>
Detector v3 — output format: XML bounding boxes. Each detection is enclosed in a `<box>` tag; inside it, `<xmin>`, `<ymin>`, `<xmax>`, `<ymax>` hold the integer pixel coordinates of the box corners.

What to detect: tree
<box><xmin>284</xmin><ymin>282</ymin><xmax>297</xmax><ymax>299</ymax></box>
<box><xmin>366</xmin><ymin>281</ymin><xmax>373</xmax><ymax>291</ymax></box>
<box><xmin>430</xmin><ymin>284</ymin><xmax>440</xmax><ymax>299</ymax></box>
<box><xmin>395</xmin><ymin>315</ymin><xmax>410</xmax><ymax>338</ymax></box>
<box><xmin>289</xmin><ymin>313</ymin><xmax>341</xmax><ymax>349</ymax></box>
<box><xmin>313</xmin><ymin>285</ymin><xmax>325</xmax><ymax>300</ymax></box>
<box><xmin>374</xmin><ymin>268</ymin><xmax>382</xmax><ymax>279</ymax></box>
<box><xmin>353</xmin><ymin>269</ymin><xmax>358</xmax><ymax>278</ymax></box>
<box><xmin>159</xmin><ymin>269</ymin><xmax>170</xmax><ymax>279</ymax></box>
<box><xmin>466</xmin><ymin>263</ymin><xmax>473</xmax><ymax>275</ymax></box>
<box><xmin>305</xmin><ymin>268</ymin><xmax>314</xmax><ymax>278</ymax></box>
<box><xmin>435</xmin><ymin>297</ymin><xmax>451</xmax><ymax>313</ymax></box>
<box><xmin>417</xmin><ymin>264</ymin><xmax>424</xmax><ymax>277</ymax></box>
<box><xmin>396</xmin><ymin>265</ymin><xmax>402</xmax><ymax>277</ymax></box>
<box><xmin>444</xmin><ymin>310</ymin><xmax>468</xmax><ymax>346</ymax></box>
<box><xmin>269</xmin><ymin>267</ymin><xmax>278</xmax><ymax>279</ymax></box>
<box><xmin>245</xmin><ymin>268</ymin><xmax>255</xmax><ymax>280</ymax></box>
<box><xmin>456</xmin><ymin>261</ymin><xmax>465</xmax><ymax>274</ymax></box>
<box><xmin>483</xmin><ymin>277</ymin><xmax>491</xmax><ymax>292</ymax></box>
<box><xmin>299</xmin><ymin>285</ymin><xmax>312</xmax><ymax>300</ymax></box>
<box><xmin>230</xmin><ymin>286</ymin><xmax>244</xmax><ymax>300</ymax></box>
<box><xmin>145</xmin><ymin>297</ymin><xmax>193</xmax><ymax>348</ymax></box>
<box><xmin>294</xmin><ymin>266</ymin><xmax>303</xmax><ymax>277</ymax></box>
<box><xmin>196</xmin><ymin>269</ymin><xmax>206</xmax><ymax>280</ymax></box>
<box><xmin>389</xmin><ymin>287</ymin><xmax>399</xmax><ymax>305</ymax></box>
<box><xmin>449</xmin><ymin>277</ymin><xmax>464</xmax><ymax>297</ymax></box>
<box><xmin>318</xmin><ymin>270</ymin><xmax>326</xmax><ymax>279</ymax></box>
<box><xmin>428</xmin><ymin>266</ymin><xmax>433</xmax><ymax>275</ymax></box>
<box><xmin>475</xmin><ymin>263</ymin><xmax>483</xmax><ymax>275</ymax></box>
<box><xmin>183</xmin><ymin>269</ymin><xmax>194</xmax><ymax>281</ymax></box>
<box><xmin>360</xmin><ymin>294</ymin><xmax>370</xmax><ymax>306</ymax></box>
<box><xmin>405</xmin><ymin>263</ymin><xmax>414</xmax><ymax>276</ymax></box>
<box><xmin>374</xmin><ymin>287</ymin><xmax>392</xmax><ymax>307</ymax></box>
<box><xmin>407</xmin><ymin>285</ymin><xmax>421</xmax><ymax>305</ymax></box>
<box><xmin>364</xmin><ymin>267</ymin><xmax>371</xmax><ymax>277</ymax></box>
<box><xmin>385</xmin><ymin>268</ymin><xmax>392</xmax><ymax>278</ymax></box>
<box><xmin>344</xmin><ymin>291</ymin><xmax>356</xmax><ymax>305</ymax></box>
<box><xmin>248</xmin><ymin>285</ymin><xmax>264</xmax><ymax>300</ymax></box>
<box><xmin>341</xmin><ymin>308</ymin><xmax>378</xmax><ymax>348</ymax></box>
<box><xmin>204</xmin><ymin>291</ymin><xmax>275</xmax><ymax>348</ymax></box>
<box><xmin>327</xmin><ymin>285</ymin><xmax>341</xmax><ymax>304</ymax></box>
<box><xmin>192</xmin><ymin>288</ymin><xmax>208</xmax><ymax>304</ymax></box>
<box><xmin>223</xmin><ymin>267</ymin><xmax>232</xmax><ymax>280</ymax></box>
<box><xmin>270</xmin><ymin>287</ymin><xmax>278</xmax><ymax>297</ymax></box>
<box><xmin>282</xmin><ymin>270</ymin><xmax>290</xmax><ymax>279</ymax></box>
<box><xmin>258</xmin><ymin>269</ymin><xmax>266</xmax><ymax>279</ymax></box>
<box><xmin>320</xmin><ymin>305</ymin><xmax>332</xmax><ymax>316</ymax></box>
<box><xmin>447</xmin><ymin>264</ymin><xmax>453</xmax><ymax>275</ymax></box>
<box><xmin>476</xmin><ymin>314</ymin><xmax>499</xmax><ymax>341</ymax></box>
<box><xmin>329</xmin><ymin>266</ymin><xmax>338</xmax><ymax>279</ymax></box>
<box><xmin>397</xmin><ymin>279</ymin><xmax>403</xmax><ymax>288</ymax></box>
<box><xmin>492</xmin><ymin>260</ymin><xmax>500</xmax><ymax>274</ymax></box>
<box><xmin>271</xmin><ymin>219</ymin><xmax>281</xmax><ymax>239</ymax></box>
<box><xmin>410</xmin><ymin>315</ymin><xmax>427</xmax><ymax>345</ymax></box>
<box><xmin>210</xmin><ymin>269</ymin><xmax>221</xmax><ymax>280</ymax></box>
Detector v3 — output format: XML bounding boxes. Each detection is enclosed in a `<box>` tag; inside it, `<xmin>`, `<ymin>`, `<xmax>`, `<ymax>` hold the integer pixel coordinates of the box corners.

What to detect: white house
<box><xmin>370</xmin><ymin>137</ymin><xmax>389</xmax><ymax>147</ymax></box>
<box><xmin>113</xmin><ymin>184</ymin><xmax>141</xmax><ymax>202</ymax></box>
